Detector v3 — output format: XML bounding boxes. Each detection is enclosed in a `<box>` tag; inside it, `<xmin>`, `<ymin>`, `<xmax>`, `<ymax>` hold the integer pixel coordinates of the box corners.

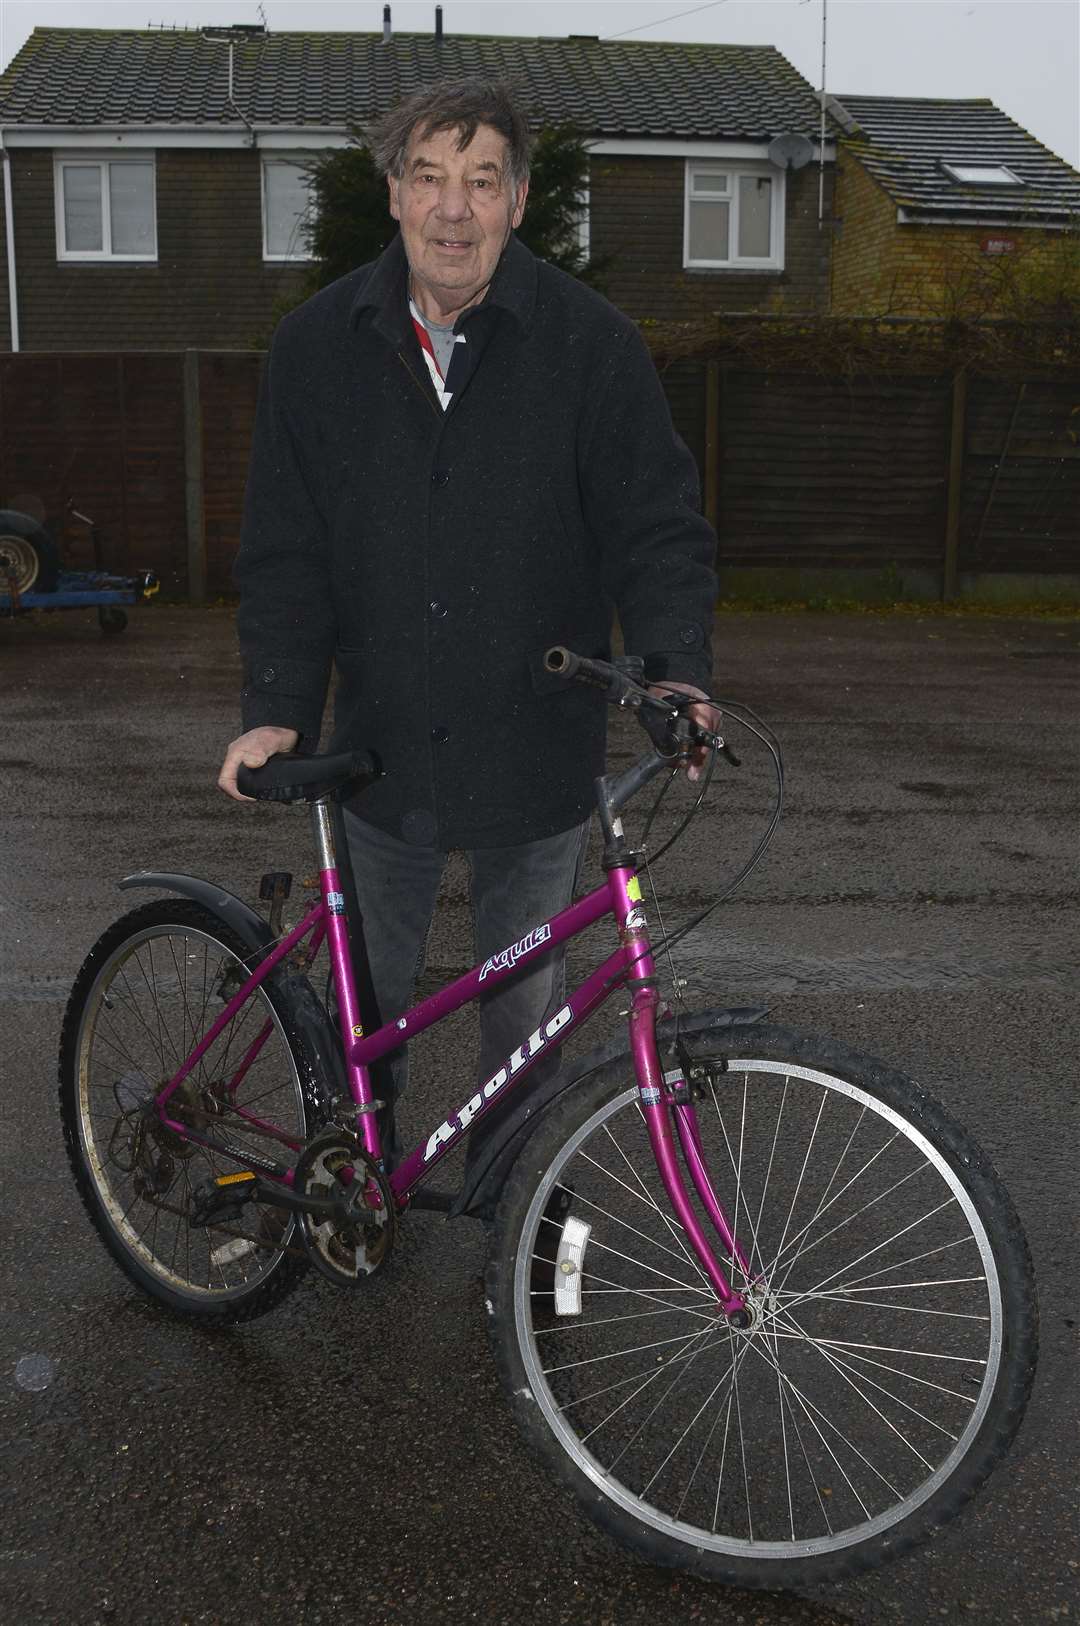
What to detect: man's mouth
<box><xmin>430</xmin><ymin>238</ymin><xmax>474</xmax><ymax>252</ymax></box>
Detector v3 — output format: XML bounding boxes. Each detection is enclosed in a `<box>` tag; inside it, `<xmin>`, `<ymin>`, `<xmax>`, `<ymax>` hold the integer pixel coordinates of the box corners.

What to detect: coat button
<box><xmin>429</xmin><ymin>600</ymin><xmax>447</xmax><ymax>617</ymax></box>
<box><xmin>260</xmin><ymin>667</ymin><xmax>276</xmax><ymax>683</ymax></box>
<box><xmin>431</xmin><ymin>469</ymin><xmax>450</xmax><ymax>487</ymax></box>
<box><xmin>680</xmin><ymin>628</ymin><xmax>698</xmax><ymax>646</ymax></box>
<box><xmin>431</xmin><ymin>726</ymin><xmax>450</xmax><ymax>744</ymax></box>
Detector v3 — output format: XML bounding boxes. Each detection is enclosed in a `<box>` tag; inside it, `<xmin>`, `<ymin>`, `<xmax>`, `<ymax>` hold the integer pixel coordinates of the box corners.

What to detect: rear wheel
<box><xmin>59</xmin><ymin>900</ymin><xmax>316</xmax><ymax>1323</ymax></box>
<box><xmin>488</xmin><ymin>1025</ymin><xmax>1037</xmax><ymax>1588</ymax></box>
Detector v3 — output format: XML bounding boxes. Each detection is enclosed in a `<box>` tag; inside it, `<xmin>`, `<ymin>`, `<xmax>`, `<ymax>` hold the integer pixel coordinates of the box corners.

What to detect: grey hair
<box><xmin>370</xmin><ymin>77</ymin><xmax>532</xmax><ymax>190</ymax></box>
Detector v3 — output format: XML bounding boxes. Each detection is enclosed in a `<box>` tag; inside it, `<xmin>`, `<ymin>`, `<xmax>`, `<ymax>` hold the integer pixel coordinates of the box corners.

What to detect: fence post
<box><xmin>943</xmin><ymin>368</ymin><xmax>967</xmax><ymax>603</ymax></box>
<box><xmin>183</xmin><ymin>349</ymin><xmax>206</xmax><ymax>605</ymax></box>
<box><xmin>704</xmin><ymin>358</ymin><xmax>720</xmax><ymax>534</ymax></box>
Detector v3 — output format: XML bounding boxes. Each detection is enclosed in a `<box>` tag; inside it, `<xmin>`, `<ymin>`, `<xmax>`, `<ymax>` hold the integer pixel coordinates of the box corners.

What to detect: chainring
<box><xmin>294</xmin><ymin>1130</ymin><xmax>395</xmax><ymax>1286</ymax></box>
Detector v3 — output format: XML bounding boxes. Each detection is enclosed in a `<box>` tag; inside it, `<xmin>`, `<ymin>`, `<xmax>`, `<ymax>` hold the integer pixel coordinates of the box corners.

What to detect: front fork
<box><xmin>626</xmin><ymin>975</ymin><xmax>751</xmax><ymax>1323</ymax></box>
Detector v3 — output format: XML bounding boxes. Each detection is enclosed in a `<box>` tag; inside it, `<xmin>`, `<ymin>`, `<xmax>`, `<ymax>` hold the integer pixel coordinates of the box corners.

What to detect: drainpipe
<box><xmin>227</xmin><ymin>41</ymin><xmax>257</xmax><ymax>147</ymax></box>
<box><xmin>0</xmin><ymin>134</ymin><xmax>18</xmax><ymax>352</ymax></box>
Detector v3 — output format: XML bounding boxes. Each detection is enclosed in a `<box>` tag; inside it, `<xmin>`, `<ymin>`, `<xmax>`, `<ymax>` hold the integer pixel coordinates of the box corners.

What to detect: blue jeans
<box><xmin>342</xmin><ymin>811</ymin><xmax>590</xmax><ymax>1179</ymax></box>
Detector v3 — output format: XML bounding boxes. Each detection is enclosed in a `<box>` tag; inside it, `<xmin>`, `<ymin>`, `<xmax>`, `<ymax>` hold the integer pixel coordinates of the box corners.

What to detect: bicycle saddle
<box><xmin>236</xmin><ymin>749</ymin><xmax>380</xmax><ymax>804</ymax></box>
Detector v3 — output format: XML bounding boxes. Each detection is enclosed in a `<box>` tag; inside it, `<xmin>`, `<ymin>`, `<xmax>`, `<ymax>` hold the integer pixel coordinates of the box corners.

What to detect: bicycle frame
<box><xmin>152</xmin><ymin>799</ymin><xmax>750</xmax><ymax>1317</ymax></box>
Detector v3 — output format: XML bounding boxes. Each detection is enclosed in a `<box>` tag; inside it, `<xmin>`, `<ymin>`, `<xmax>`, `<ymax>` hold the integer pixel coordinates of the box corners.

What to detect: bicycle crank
<box><xmin>293</xmin><ymin>1130</ymin><xmax>396</xmax><ymax>1286</ymax></box>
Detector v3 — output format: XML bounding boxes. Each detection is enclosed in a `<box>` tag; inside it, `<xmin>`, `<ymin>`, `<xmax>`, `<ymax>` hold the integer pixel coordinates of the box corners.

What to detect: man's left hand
<box><xmin>647</xmin><ymin>682</ymin><xmax>721</xmax><ymax>783</ymax></box>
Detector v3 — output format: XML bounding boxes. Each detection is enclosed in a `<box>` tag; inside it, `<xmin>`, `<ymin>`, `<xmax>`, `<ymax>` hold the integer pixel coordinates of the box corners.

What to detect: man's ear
<box><xmin>388</xmin><ymin>173</ymin><xmax>401</xmax><ymax>222</ymax></box>
<box><xmin>511</xmin><ymin>179</ymin><xmax>529</xmax><ymax>230</ymax></box>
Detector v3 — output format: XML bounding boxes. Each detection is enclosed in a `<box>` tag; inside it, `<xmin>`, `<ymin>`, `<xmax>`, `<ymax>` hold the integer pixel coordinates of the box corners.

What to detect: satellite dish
<box><xmin>768</xmin><ymin>134</ymin><xmax>814</xmax><ymax>171</ymax></box>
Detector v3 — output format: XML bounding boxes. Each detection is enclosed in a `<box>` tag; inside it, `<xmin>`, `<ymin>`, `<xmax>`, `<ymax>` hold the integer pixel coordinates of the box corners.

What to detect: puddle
<box><xmin>1008</xmin><ymin>650</ymin><xmax>1079</xmax><ymax>661</ymax></box>
<box><xmin>14</xmin><ymin>1353</ymin><xmax>56</xmax><ymax>1392</ymax></box>
<box><xmin>898</xmin><ymin>781</ymin><xmax>967</xmax><ymax>799</ymax></box>
<box><xmin>678</xmin><ymin>940</ymin><xmax>1075</xmax><ymax>992</ymax></box>
<box><xmin>0</xmin><ymin>978</ymin><xmax>69</xmax><ymax>1003</ymax></box>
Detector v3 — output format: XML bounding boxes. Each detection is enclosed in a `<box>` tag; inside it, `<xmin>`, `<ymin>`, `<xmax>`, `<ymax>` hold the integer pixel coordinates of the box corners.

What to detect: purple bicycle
<box><xmin>58</xmin><ymin>648</ymin><xmax>1036</xmax><ymax>1589</ymax></box>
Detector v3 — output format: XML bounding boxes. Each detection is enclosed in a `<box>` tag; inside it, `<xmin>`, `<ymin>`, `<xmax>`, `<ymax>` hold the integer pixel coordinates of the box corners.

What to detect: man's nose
<box><xmin>436</xmin><ymin>181</ymin><xmax>472</xmax><ymax>222</ymax></box>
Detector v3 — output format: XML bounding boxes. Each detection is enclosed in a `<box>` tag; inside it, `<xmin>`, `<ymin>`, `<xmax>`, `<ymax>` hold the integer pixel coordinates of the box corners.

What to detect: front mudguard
<box><xmin>118</xmin><ymin>870</ymin><xmax>343</xmax><ymax>1126</ymax></box>
<box><xmin>454</xmin><ymin>1004</ymin><xmax>770</xmax><ymax>1220</ymax></box>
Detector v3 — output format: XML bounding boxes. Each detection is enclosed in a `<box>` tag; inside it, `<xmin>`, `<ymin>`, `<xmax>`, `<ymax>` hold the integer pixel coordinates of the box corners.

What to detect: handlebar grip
<box><xmin>543</xmin><ymin>646</ymin><xmax>625</xmax><ymax>697</ymax></box>
<box><xmin>544</xmin><ymin>646</ymin><xmax>583</xmax><ymax>679</ymax></box>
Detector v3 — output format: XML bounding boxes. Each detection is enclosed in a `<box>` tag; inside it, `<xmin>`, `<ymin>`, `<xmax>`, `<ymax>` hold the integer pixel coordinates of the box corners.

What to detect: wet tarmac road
<box><xmin>1</xmin><ymin>605</ymin><xmax>1077</xmax><ymax>1626</ymax></box>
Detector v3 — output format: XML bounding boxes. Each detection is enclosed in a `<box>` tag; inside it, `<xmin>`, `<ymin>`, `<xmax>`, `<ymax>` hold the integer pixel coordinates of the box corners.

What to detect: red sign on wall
<box><xmin>981</xmin><ymin>236</ymin><xmax>1017</xmax><ymax>255</ymax></box>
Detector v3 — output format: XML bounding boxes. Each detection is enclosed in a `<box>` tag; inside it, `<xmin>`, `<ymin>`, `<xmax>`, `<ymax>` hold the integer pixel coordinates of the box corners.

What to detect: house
<box><xmin>829</xmin><ymin>95</ymin><xmax>1080</xmax><ymax>316</ymax></box>
<box><xmin>0</xmin><ymin>20</ymin><xmax>840</xmax><ymax>351</ymax></box>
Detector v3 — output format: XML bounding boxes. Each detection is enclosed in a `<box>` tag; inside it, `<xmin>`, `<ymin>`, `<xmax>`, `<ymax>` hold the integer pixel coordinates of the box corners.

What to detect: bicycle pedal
<box><xmin>190</xmin><ymin>1170</ymin><xmax>258</xmax><ymax>1228</ymax></box>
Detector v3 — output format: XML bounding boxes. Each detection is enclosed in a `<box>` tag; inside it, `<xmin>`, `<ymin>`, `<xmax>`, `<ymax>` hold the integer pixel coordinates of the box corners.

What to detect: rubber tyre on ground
<box><xmin>487</xmin><ymin>1024</ymin><xmax>1037</xmax><ymax>1589</ymax></box>
<box><xmin>98</xmin><ymin>605</ymin><xmax>128</xmax><ymax>635</ymax></box>
<box><xmin>0</xmin><ymin>509</ymin><xmax>61</xmax><ymax>594</ymax></box>
<box><xmin>59</xmin><ymin>899</ymin><xmax>317</xmax><ymax>1325</ymax></box>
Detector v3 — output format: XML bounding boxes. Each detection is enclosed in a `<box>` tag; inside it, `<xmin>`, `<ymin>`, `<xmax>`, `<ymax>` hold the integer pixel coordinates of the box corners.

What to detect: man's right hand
<box><xmin>217</xmin><ymin>725</ymin><xmax>300</xmax><ymax>801</ymax></box>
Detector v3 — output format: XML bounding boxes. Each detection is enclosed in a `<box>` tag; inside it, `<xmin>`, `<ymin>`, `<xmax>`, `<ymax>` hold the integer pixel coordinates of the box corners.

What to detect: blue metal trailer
<box><xmin>1</xmin><ymin>568</ymin><xmax>160</xmax><ymax>633</ymax></box>
<box><xmin>0</xmin><ymin>506</ymin><xmax>159</xmax><ymax>634</ymax></box>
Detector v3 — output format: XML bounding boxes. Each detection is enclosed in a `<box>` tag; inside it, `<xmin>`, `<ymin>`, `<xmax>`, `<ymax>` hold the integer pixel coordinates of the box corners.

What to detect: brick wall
<box><xmin>0</xmin><ymin>146</ymin><xmax>838</xmax><ymax>348</ymax></box>
<box><xmin>831</xmin><ymin>150</ymin><xmax>1069</xmax><ymax>315</ymax></box>
<box><xmin>589</xmin><ymin>155</ymin><xmax>833</xmax><ymax>321</ymax></box>
<box><xmin>1</xmin><ymin>147</ymin><xmax>310</xmax><ymax>351</ymax></box>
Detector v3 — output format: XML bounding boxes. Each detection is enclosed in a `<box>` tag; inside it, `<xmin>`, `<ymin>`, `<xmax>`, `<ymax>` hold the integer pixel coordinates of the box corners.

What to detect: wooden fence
<box><xmin>664</xmin><ymin>358</ymin><xmax>1080</xmax><ymax>592</ymax></box>
<box><xmin>1</xmin><ymin>349</ymin><xmax>1077</xmax><ymax>600</ymax></box>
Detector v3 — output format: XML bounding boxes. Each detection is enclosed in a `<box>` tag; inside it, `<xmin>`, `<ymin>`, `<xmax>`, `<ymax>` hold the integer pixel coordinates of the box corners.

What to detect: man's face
<box><xmin>388</xmin><ymin>122</ymin><xmax>528</xmax><ymax>320</ymax></box>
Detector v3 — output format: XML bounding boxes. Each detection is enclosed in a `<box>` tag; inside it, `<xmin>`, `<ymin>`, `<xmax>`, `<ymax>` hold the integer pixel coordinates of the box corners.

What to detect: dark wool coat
<box><xmin>236</xmin><ymin>232</ymin><xmax>717</xmax><ymax>849</ymax></box>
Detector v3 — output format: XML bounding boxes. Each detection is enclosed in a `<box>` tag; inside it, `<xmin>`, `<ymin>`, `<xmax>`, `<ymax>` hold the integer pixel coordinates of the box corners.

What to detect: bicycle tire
<box><xmin>59</xmin><ymin>899</ymin><xmax>317</xmax><ymax>1325</ymax></box>
<box><xmin>487</xmin><ymin>1024</ymin><xmax>1037</xmax><ymax>1588</ymax></box>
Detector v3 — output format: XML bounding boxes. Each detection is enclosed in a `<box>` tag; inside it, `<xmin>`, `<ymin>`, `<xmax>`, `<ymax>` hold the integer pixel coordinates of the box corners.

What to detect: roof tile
<box><xmin>836</xmin><ymin>94</ymin><xmax>1080</xmax><ymax>224</ymax></box>
<box><xmin>0</xmin><ymin>27</ymin><xmax>833</xmax><ymax>141</ymax></box>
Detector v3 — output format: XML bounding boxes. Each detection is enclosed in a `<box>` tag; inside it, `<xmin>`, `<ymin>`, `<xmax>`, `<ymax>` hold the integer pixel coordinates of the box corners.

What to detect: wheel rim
<box><xmin>0</xmin><ymin>533</ymin><xmax>39</xmax><ymax>592</ymax></box>
<box><xmin>513</xmin><ymin>1062</ymin><xmax>1004</xmax><ymax>1562</ymax></box>
<box><xmin>75</xmin><ymin>925</ymin><xmax>306</xmax><ymax>1301</ymax></box>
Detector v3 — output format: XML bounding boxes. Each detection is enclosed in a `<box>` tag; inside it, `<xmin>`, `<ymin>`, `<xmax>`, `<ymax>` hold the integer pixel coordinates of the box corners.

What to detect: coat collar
<box><xmin>349</xmin><ymin>230</ymin><xmax>537</xmax><ymax>346</ymax></box>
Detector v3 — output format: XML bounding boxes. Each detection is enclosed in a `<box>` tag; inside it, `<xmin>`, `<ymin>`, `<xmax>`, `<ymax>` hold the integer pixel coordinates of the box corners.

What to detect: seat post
<box><xmin>311</xmin><ymin>798</ymin><xmax>336</xmax><ymax>873</ymax></box>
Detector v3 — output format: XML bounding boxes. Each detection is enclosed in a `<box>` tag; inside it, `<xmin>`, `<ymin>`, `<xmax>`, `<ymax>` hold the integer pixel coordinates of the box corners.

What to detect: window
<box><xmin>684</xmin><ymin>162</ymin><xmax>784</xmax><ymax>270</ymax></box>
<box><xmin>941</xmin><ymin>162</ymin><xmax>1024</xmax><ymax>187</ymax></box>
<box><xmin>55</xmin><ymin>156</ymin><xmax>157</xmax><ymax>260</ymax></box>
<box><xmin>262</xmin><ymin>159</ymin><xmax>316</xmax><ymax>261</ymax></box>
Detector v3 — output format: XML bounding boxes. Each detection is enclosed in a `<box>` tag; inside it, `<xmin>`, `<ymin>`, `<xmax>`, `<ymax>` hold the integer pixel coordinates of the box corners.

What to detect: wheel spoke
<box><xmin>773</xmin><ymin>1310</ymin><xmax>940</xmax><ymax>1470</ymax></box>
<box><xmin>547</xmin><ymin>1184</ymin><xmax>711</xmax><ymax>1278</ymax></box>
<box><xmin>781</xmin><ymin>1314</ymin><xmax>962</xmax><ymax>1442</ymax></box>
<box><xmin>602</xmin><ymin>1122</ymin><xmax>709</xmax><ymax>1286</ymax></box>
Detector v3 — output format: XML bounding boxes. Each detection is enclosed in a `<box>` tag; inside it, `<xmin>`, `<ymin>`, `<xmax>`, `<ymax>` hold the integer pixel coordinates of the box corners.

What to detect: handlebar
<box><xmin>543</xmin><ymin>645</ymin><xmax>728</xmax><ymax>760</ymax></box>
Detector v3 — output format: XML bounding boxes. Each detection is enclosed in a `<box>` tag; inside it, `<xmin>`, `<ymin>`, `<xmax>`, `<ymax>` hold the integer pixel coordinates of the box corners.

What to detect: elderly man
<box><xmin>218</xmin><ymin>78</ymin><xmax>718</xmax><ymax>1195</ymax></box>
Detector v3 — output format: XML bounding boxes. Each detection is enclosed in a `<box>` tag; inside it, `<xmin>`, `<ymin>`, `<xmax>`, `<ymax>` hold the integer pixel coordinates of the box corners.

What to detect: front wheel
<box><xmin>487</xmin><ymin>1025</ymin><xmax>1037</xmax><ymax>1589</ymax></box>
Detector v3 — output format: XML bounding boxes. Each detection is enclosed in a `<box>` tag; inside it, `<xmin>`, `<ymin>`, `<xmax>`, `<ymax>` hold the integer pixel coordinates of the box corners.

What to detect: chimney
<box><xmin>435</xmin><ymin>5</ymin><xmax>444</xmax><ymax>42</ymax></box>
<box><xmin>382</xmin><ymin>5</ymin><xmax>391</xmax><ymax>44</ymax></box>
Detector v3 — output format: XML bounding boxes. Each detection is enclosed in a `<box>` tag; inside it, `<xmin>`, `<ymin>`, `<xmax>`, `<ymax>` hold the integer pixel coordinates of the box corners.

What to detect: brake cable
<box><xmin>599</xmin><ymin>689</ymin><xmax>785</xmax><ymax>991</ymax></box>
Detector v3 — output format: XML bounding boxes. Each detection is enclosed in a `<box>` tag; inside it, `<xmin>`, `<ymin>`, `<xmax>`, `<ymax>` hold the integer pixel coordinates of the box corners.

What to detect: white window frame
<box><xmin>54</xmin><ymin>152</ymin><xmax>157</xmax><ymax>262</ymax></box>
<box><xmin>683</xmin><ymin>160</ymin><xmax>785</xmax><ymax>271</ymax></box>
<box><xmin>261</xmin><ymin>155</ymin><xmax>317</xmax><ymax>263</ymax></box>
<box><xmin>941</xmin><ymin>161</ymin><xmax>1024</xmax><ymax>188</ymax></box>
